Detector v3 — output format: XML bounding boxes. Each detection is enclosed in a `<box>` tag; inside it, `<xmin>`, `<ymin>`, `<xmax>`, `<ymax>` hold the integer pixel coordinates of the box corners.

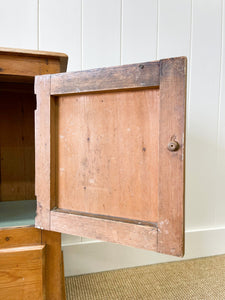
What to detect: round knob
<box><xmin>167</xmin><ymin>141</ymin><xmax>179</xmax><ymax>152</ymax></box>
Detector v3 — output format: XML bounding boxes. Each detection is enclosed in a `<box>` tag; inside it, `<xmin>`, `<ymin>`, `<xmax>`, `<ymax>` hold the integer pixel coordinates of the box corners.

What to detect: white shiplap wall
<box><xmin>1</xmin><ymin>0</ymin><xmax>225</xmax><ymax>276</ymax></box>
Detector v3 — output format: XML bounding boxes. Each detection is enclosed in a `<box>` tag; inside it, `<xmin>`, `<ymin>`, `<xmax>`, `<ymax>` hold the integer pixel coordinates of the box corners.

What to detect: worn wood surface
<box><xmin>51</xmin><ymin>210</ymin><xmax>158</xmax><ymax>251</ymax></box>
<box><xmin>0</xmin><ymin>245</ymin><xmax>45</xmax><ymax>300</ymax></box>
<box><xmin>35</xmin><ymin>75</ymin><xmax>52</xmax><ymax>230</ymax></box>
<box><xmin>0</xmin><ymin>47</ymin><xmax>68</xmax><ymax>79</ymax></box>
<box><xmin>56</xmin><ymin>88</ymin><xmax>159</xmax><ymax>222</ymax></box>
<box><xmin>35</xmin><ymin>57</ymin><xmax>186</xmax><ymax>257</ymax></box>
<box><xmin>61</xmin><ymin>251</ymin><xmax>66</xmax><ymax>300</ymax></box>
<box><xmin>51</xmin><ymin>61</ymin><xmax>160</xmax><ymax>95</ymax></box>
<box><xmin>0</xmin><ymin>227</ymin><xmax>65</xmax><ymax>299</ymax></box>
<box><xmin>0</xmin><ymin>227</ymin><xmax>41</xmax><ymax>249</ymax></box>
<box><xmin>0</xmin><ymin>47</ymin><xmax>68</xmax><ymax>203</ymax></box>
<box><xmin>157</xmin><ymin>57</ymin><xmax>186</xmax><ymax>257</ymax></box>
<box><xmin>41</xmin><ymin>230</ymin><xmax>64</xmax><ymax>300</ymax></box>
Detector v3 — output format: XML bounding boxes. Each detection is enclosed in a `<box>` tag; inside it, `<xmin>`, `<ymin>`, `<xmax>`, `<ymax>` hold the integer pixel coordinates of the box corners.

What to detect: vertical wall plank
<box><xmin>39</xmin><ymin>0</ymin><xmax>82</xmax><ymax>72</ymax></box>
<box><xmin>0</xmin><ymin>0</ymin><xmax>38</xmax><ymax>49</ymax></box>
<box><xmin>39</xmin><ymin>0</ymin><xmax>83</xmax><ymax>243</ymax></box>
<box><xmin>121</xmin><ymin>0</ymin><xmax>158</xmax><ymax>64</ymax></box>
<box><xmin>157</xmin><ymin>0</ymin><xmax>192</xmax><ymax>233</ymax></box>
<box><xmin>82</xmin><ymin>0</ymin><xmax>121</xmax><ymax>69</ymax></box>
<box><xmin>215</xmin><ymin>0</ymin><xmax>225</xmax><ymax>227</ymax></box>
<box><xmin>157</xmin><ymin>0</ymin><xmax>191</xmax><ymax>59</ymax></box>
<box><xmin>187</xmin><ymin>0</ymin><xmax>222</xmax><ymax>229</ymax></box>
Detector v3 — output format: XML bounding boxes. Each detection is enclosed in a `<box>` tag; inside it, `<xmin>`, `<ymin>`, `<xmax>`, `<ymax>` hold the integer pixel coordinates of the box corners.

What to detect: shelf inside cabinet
<box><xmin>0</xmin><ymin>200</ymin><xmax>36</xmax><ymax>228</ymax></box>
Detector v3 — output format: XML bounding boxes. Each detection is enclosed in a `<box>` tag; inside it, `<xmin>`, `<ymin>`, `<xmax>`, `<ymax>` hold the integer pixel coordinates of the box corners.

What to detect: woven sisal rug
<box><xmin>65</xmin><ymin>254</ymin><xmax>225</xmax><ymax>299</ymax></box>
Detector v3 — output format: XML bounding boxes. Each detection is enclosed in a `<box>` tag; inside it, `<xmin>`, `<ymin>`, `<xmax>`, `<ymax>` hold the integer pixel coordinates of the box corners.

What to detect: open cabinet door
<box><xmin>35</xmin><ymin>57</ymin><xmax>186</xmax><ymax>257</ymax></box>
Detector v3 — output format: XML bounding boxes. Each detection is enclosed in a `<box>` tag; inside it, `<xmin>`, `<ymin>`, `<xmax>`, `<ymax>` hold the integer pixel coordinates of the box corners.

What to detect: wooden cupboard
<box><xmin>0</xmin><ymin>48</ymin><xmax>186</xmax><ymax>299</ymax></box>
<box><xmin>0</xmin><ymin>48</ymin><xmax>67</xmax><ymax>300</ymax></box>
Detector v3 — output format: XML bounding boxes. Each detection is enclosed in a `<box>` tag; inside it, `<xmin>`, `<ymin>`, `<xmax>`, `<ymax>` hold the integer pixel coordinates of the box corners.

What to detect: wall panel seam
<box><xmin>120</xmin><ymin>0</ymin><xmax>123</xmax><ymax>65</ymax></box>
<box><xmin>156</xmin><ymin>0</ymin><xmax>160</xmax><ymax>59</ymax></box>
<box><xmin>187</xmin><ymin>0</ymin><xmax>193</xmax><ymax>131</ymax></box>
<box><xmin>216</xmin><ymin>0</ymin><xmax>224</xmax><ymax>147</ymax></box>
<box><xmin>37</xmin><ymin>0</ymin><xmax>40</xmax><ymax>50</ymax></box>
<box><xmin>81</xmin><ymin>0</ymin><xmax>84</xmax><ymax>70</ymax></box>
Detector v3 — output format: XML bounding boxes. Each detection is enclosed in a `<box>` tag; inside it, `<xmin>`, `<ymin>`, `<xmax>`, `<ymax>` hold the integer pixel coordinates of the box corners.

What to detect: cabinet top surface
<box><xmin>0</xmin><ymin>47</ymin><xmax>68</xmax><ymax>59</ymax></box>
<box><xmin>0</xmin><ymin>47</ymin><xmax>68</xmax><ymax>80</ymax></box>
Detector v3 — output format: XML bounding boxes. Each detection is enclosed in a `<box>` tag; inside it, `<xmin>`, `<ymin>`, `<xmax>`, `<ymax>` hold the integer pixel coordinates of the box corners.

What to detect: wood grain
<box><xmin>0</xmin><ymin>47</ymin><xmax>68</xmax><ymax>58</ymax></box>
<box><xmin>0</xmin><ymin>227</ymin><xmax>65</xmax><ymax>299</ymax></box>
<box><xmin>157</xmin><ymin>57</ymin><xmax>186</xmax><ymax>257</ymax></box>
<box><xmin>0</xmin><ymin>245</ymin><xmax>45</xmax><ymax>300</ymax></box>
<box><xmin>61</xmin><ymin>251</ymin><xmax>66</xmax><ymax>300</ymax></box>
<box><xmin>35</xmin><ymin>57</ymin><xmax>186</xmax><ymax>257</ymax></box>
<box><xmin>35</xmin><ymin>75</ymin><xmax>52</xmax><ymax>230</ymax></box>
<box><xmin>0</xmin><ymin>227</ymin><xmax>41</xmax><ymax>249</ymax></box>
<box><xmin>0</xmin><ymin>91</ymin><xmax>36</xmax><ymax>201</ymax></box>
<box><xmin>56</xmin><ymin>88</ymin><xmax>159</xmax><ymax>222</ymax></box>
<box><xmin>41</xmin><ymin>230</ymin><xmax>64</xmax><ymax>300</ymax></box>
<box><xmin>51</xmin><ymin>210</ymin><xmax>158</xmax><ymax>251</ymax></box>
<box><xmin>50</xmin><ymin>61</ymin><xmax>160</xmax><ymax>95</ymax></box>
<box><xmin>0</xmin><ymin>47</ymin><xmax>68</xmax><ymax>76</ymax></box>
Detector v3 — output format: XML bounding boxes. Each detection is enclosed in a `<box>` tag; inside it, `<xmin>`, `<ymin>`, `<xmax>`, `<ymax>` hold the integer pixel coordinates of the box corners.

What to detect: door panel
<box><xmin>35</xmin><ymin>58</ymin><xmax>186</xmax><ymax>256</ymax></box>
<box><xmin>56</xmin><ymin>88</ymin><xmax>159</xmax><ymax>222</ymax></box>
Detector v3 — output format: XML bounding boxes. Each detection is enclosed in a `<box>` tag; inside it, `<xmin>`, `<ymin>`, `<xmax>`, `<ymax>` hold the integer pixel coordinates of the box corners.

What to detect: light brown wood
<box><xmin>0</xmin><ymin>47</ymin><xmax>68</xmax><ymax>61</ymax></box>
<box><xmin>41</xmin><ymin>230</ymin><xmax>64</xmax><ymax>300</ymax></box>
<box><xmin>0</xmin><ymin>227</ymin><xmax>41</xmax><ymax>249</ymax></box>
<box><xmin>0</xmin><ymin>227</ymin><xmax>65</xmax><ymax>299</ymax></box>
<box><xmin>51</xmin><ymin>61</ymin><xmax>159</xmax><ymax>95</ymax></box>
<box><xmin>61</xmin><ymin>251</ymin><xmax>66</xmax><ymax>300</ymax></box>
<box><xmin>35</xmin><ymin>57</ymin><xmax>187</xmax><ymax>257</ymax></box>
<box><xmin>51</xmin><ymin>209</ymin><xmax>158</xmax><ymax>251</ymax></box>
<box><xmin>35</xmin><ymin>75</ymin><xmax>52</xmax><ymax>230</ymax></box>
<box><xmin>157</xmin><ymin>57</ymin><xmax>186</xmax><ymax>257</ymax></box>
<box><xmin>56</xmin><ymin>88</ymin><xmax>159</xmax><ymax>222</ymax></box>
<box><xmin>0</xmin><ymin>47</ymin><xmax>68</xmax><ymax>80</ymax></box>
<box><xmin>0</xmin><ymin>245</ymin><xmax>45</xmax><ymax>300</ymax></box>
<box><xmin>0</xmin><ymin>54</ymin><xmax>60</xmax><ymax>77</ymax></box>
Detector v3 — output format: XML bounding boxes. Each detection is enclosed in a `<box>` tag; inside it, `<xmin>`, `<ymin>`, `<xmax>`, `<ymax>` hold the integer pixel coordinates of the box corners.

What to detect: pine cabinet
<box><xmin>0</xmin><ymin>49</ymin><xmax>186</xmax><ymax>299</ymax></box>
<box><xmin>0</xmin><ymin>48</ymin><xmax>68</xmax><ymax>300</ymax></box>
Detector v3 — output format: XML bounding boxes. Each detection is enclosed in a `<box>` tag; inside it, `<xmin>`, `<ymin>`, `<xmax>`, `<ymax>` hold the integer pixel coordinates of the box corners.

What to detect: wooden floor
<box><xmin>65</xmin><ymin>254</ymin><xmax>225</xmax><ymax>300</ymax></box>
